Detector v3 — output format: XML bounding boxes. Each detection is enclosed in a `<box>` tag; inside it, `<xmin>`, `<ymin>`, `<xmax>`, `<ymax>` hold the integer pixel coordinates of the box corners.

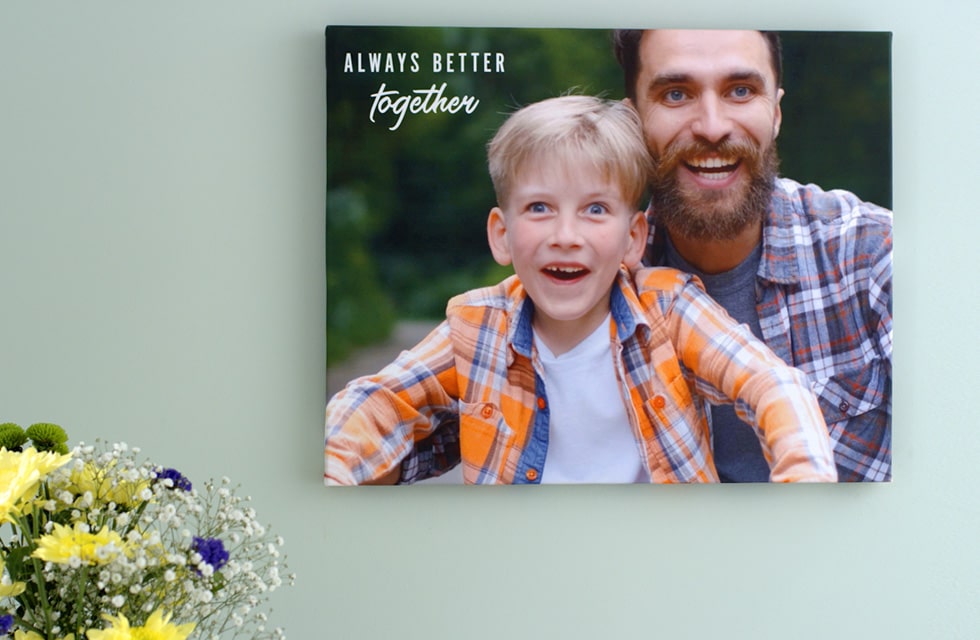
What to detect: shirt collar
<box><xmin>507</xmin><ymin>268</ymin><xmax>646</xmax><ymax>361</ymax></box>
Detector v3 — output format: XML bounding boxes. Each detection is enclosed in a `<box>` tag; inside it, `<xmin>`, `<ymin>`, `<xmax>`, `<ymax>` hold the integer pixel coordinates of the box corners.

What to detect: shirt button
<box><xmin>653</xmin><ymin>395</ymin><xmax>666</xmax><ymax>409</ymax></box>
<box><xmin>537</xmin><ymin>397</ymin><xmax>546</xmax><ymax>410</ymax></box>
<box><xmin>839</xmin><ymin>401</ymin><xmax>850</xmax><ymax>414</ymax></box>
<box><xmin>525</xmin><ymin>468</ymin><xmax>539</xmax><ymax>482</ymax></box>
<box><xmin>480</xmin><ymin>405</ymin><xmax>494</xmax><ymax>419</ymax></box>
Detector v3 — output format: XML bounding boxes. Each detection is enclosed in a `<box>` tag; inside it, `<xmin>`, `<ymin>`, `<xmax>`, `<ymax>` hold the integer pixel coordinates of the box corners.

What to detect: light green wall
<box><xmin>1</xmin><ymin>1</ymin><xmax>977</xmax><ymax>638</ymax></box>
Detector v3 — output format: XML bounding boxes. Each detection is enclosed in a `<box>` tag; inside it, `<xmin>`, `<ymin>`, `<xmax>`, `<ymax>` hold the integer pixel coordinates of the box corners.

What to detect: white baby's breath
<box><xmin>1</xmin><ymin>438</ymin><xmax>292</xmax><ymax>639</ymax></box>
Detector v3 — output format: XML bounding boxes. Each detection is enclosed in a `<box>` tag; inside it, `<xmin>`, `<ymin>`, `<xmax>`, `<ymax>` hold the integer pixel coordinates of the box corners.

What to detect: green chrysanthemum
<box><xmin>26</xmin><ymin>422</ymin><xmax>69</xmax><ymax>454</ymax></box>
<box><xmin>0</xmin><ymin>423</ymin><xmax>28</xmax><ymax>451</ymax></box>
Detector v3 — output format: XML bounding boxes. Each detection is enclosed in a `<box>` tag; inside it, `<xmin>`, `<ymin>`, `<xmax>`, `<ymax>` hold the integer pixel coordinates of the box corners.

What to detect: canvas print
<box><xmin>325</xmin><ymin>27</ymin><xmax>892</xmax><ymax>485</ymax></box>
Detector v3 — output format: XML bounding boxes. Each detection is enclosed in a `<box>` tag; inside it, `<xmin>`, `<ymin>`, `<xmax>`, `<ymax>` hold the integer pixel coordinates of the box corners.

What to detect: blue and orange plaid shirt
<box><xmin>646</xmin><ymin>178</ymin><xmax>893</xmax><ymax>482</ymax></box>
<box><xmin>325</xmin><ymin>266</ymin><xmax>837</xmax><ymax>485</ymax></box>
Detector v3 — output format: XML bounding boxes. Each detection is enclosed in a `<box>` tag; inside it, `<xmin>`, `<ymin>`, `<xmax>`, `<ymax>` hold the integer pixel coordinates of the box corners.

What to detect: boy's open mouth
<box><xmin>543</xmin><ymin>265</ymin><xmax>589</xmax><ymax>281</ymax></box>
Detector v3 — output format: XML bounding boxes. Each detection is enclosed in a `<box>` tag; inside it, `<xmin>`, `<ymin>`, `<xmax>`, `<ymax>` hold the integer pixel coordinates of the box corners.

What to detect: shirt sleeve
<box><xmin>868</xmin><ymin>212</ymin><xmax>893</xmax><ymax>397</ymax></box>
<box><xmin>324</xmin><ymin>321</ymin><xmax>460</xmax><ymax>485</ymax></box>
<box><xmin>664</xmin><ymin>277</ymin><xmax>838</xmax><ymax>482</ymax></box>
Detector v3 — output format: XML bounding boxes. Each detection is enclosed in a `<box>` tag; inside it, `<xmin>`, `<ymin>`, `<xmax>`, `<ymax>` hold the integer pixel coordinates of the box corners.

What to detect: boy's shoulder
<box><xmin>630</xmin><ymin>266</ymin><xmax>698</xmax><ymax>297</ymax></box>
<box><xmin>446</xmin><ymin>274</ymin><xmax>523</xmax><ymax>314</ymax></box>
<box><xmin>611</xmin><ymin>267</ymin><xmax>705</xmax><ymax>342</ymax></box>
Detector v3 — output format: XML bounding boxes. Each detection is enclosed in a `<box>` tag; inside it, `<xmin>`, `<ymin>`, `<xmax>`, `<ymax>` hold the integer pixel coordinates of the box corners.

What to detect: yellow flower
<box><xmin>86</xmin><ymin>609</ymin><xmax>195</xmax><ymax>640</ymax></box>
<box><xmin>0</xmin><ymin>557</ymin><xmax>26</xmax><ymax>597</ymax></box>
<box><xmin>68</xmin><ymin>461</ymin><xmax>149</xmax><ymax>509</ymax></box>
<box><xmin>32</xmin><ymin>522</ymin><xmax>130</xmax><ymax>566</ymax></box>
<box><xmin>0</xmin><ymin>446</ymin><xmax>73</xmax><ymax>523</ymax></box>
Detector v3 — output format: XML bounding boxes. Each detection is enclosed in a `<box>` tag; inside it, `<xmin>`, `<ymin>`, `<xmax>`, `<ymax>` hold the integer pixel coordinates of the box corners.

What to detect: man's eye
<box><xmin>731</xmin><ymin>85</ymin><xmax>753</xmax><ymax>99</ymax></box>
<box><xmin>664</xmin><ymin>89</ymin><xmax>687</xmax><ymax>103</ymax></box>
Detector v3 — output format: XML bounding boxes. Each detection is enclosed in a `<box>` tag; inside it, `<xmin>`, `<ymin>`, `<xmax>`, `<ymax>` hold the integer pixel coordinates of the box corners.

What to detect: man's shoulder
<box><xmin>771</xmin><ymin>177</ymin><xmax>893</xmax><ymax>230</ymax></box>
<box><xmin>763</xmin><ymin>178</ymin><xmax>893</xmax><ymax>286</ymax></box>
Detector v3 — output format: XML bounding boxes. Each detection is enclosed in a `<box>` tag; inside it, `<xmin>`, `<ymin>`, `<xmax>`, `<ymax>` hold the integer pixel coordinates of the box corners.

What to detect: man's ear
<box><xmin>622</xmin><ymin>210</ymin><xmax>649</xmax><ymax>268</ymax></box>
<box><xmin>487</xmin><ymin>207</ymin><xmax>512</xmax><ymax>266</ymax></box>
<box><xmin>773</xmin><ymin>87</ymin><xmax>784</xmax><ymax>139</ymax></box>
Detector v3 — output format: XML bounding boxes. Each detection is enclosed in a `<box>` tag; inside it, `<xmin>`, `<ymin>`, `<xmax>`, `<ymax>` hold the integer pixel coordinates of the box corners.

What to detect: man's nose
<box><xmin>690</xmin><ymin>93</ymin><xmax>733</xmax><ymax>143</ymax></box>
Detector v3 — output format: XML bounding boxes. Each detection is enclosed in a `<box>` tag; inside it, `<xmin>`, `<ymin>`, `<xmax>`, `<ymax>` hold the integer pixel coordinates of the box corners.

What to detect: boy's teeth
<box><xmin>545</xmin><ymin>266</ymin><xmax>585</xmax><ymax>280</ymax></box>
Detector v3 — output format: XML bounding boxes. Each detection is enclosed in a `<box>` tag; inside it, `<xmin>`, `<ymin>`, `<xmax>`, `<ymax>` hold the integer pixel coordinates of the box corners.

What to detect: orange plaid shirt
<box><xmin>325</xmin><ymin>267</ymin><xmax>837</xmax><ymax>484</ymax></box>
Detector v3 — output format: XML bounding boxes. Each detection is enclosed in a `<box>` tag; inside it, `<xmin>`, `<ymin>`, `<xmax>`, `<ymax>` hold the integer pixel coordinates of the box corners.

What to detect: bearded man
<box><xmin>614</xmin><ymin>30</ymin><xmax>892</xmax><ymax>481</ymax></box>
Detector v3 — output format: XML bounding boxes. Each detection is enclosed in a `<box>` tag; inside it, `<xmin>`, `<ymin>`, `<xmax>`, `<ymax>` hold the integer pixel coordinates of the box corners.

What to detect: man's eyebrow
<box><xmin>726</xmin><ymin>70</ymin><xmax>768</xmax><ymax>86</ymax></box>
<box><xmin>645</xmin><ymin>69</ymin><xmax>769</xmax><ymax>91</ymax></box>
<box><xmin>646</xmin><ymin>73</ymin><xmax>693</xmax><ymax>90</ymax></box>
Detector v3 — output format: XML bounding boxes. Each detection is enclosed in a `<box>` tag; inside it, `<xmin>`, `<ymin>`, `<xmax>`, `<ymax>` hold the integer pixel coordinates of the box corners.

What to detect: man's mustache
<box><xmin>651</xmin><ymin>139</ymin><xmax>764</xmax><ymax>180</ymax></box>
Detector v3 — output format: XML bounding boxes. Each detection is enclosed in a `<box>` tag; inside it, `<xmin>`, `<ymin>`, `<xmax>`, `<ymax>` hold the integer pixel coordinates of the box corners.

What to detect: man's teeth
<box><xmin>685</xmin><ymin>156</ymin><xmax>737</xmax><ymax>181</ymax></box>
<box><xmin>688</xmin><ymin>156</ymin><xmax>737</xmax><ymax>170</ymax></box>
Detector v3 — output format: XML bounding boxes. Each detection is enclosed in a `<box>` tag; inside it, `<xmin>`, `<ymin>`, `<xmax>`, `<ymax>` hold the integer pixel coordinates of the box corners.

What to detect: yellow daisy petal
<box><xmin>0</xmin><ymin>447</ymin><xmax>73</xmax><ymax>523</ymax></box>
<box><xmin>32</xmin><ymin>522</ymin><xmax>130</xmax><ymax>566</ymax></box>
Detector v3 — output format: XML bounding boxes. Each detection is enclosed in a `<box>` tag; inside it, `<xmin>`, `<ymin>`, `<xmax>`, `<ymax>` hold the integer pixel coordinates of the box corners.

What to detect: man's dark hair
<box><xmin>612</xmin><ymin>29</ymin><xmax>783</xmax><ymax>102</ymax></box>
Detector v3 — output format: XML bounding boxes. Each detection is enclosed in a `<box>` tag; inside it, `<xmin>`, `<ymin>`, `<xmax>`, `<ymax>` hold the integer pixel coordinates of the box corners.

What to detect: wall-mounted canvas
<box><xmin>325</xmin><ymin>27</ymin><xmax>892</xmax><ymax>486</ymax></box>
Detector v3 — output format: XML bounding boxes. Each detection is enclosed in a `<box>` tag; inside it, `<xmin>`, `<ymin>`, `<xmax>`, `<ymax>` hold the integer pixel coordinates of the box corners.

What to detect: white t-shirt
<box><xmin>534</xmin><ymin>316</ymin><xmax>650</xmax><ymax>484</ymax></box>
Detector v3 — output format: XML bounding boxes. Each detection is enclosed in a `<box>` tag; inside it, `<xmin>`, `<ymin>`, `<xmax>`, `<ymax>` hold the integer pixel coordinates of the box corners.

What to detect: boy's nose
<box><xmin>550</xmin><ymin>214</ymin><xmax>584</xmax><ymax>247</ymax></box>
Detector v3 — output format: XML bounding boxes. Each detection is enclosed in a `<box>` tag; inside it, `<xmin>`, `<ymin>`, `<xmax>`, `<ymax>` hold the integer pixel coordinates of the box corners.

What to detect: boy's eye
<box><xmin>586</xmin><ymin>203</ymin><xmax>608</xmax><ymax>215</ymax></box>
<box><xmin>528</xmin><ymin>202</ymin><xmax>548</xmax><ymax>213</ymax></box>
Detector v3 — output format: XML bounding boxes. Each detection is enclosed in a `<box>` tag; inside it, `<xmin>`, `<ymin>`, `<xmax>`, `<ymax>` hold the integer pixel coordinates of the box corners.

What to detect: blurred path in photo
<box><xmin>327</xmin><ymin>319</ymin><xmax>463</xmax><ymax>484</ymax></box>
<box><xmin>327</xmin><ymin>319</ymin><xmax>438</xmax><ymax>397</ymax></box>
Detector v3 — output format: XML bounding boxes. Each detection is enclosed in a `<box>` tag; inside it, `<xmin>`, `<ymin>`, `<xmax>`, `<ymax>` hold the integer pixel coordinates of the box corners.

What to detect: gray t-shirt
<box><xmin>664</xmin><ymin>237</ymin><xmax>771</xmax><ymax>482</ymax></box>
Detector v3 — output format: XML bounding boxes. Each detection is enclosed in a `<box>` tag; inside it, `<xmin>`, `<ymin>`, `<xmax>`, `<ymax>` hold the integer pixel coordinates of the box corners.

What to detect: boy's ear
<box><xmin>622</xmin><ymin>210</ymin><xmax>649</xmax><ymax>268</ymax></box>
<box><xmin>487</xmin><ymin>207</ymin><xmax>512</xmax><ymax>266</ymax></box>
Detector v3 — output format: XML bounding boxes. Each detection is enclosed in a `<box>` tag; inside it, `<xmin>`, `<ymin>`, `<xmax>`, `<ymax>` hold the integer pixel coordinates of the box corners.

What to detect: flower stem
<box><xmin>29</xmin><ymin>555</ymin><xmax>54</xmax><ymax>634</ymax></box>
<box><xmin>12</xmin><ymin>512</ymin><xmax>55</xmax><ymax>636</ymax></box>
<box><xmin>75</xmin><ymin>564</ymin><xmax>90</xmax><ymax>637</ymax></box>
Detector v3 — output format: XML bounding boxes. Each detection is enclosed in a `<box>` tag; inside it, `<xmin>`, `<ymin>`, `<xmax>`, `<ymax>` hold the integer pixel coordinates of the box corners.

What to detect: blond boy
<box><xmin>325</xmin><ymin>95</ymin><xmax>836</xmax><ymax>484</ymax></box>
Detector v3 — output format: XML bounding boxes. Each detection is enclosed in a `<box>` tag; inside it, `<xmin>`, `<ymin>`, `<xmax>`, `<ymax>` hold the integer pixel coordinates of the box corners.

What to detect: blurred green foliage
<box><xmin>779</xmin><ymin>31</ymin><xmax>892</xmax><ymax>208</ymax></box>
<box><xmin>325</xmin><ymin>27</ymin><xmax>891</xmax><ymax>366</ymax></box>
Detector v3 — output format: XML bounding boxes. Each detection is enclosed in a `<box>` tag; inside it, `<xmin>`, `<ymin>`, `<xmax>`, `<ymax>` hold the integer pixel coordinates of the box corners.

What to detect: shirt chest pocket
<box><xmin>813</xmin><ymin>358</ymin><xmax>888</xmax><ymax>425</ymax></box>
<box><xmin>458</xmin><ymin>401</ymin><xmax>515</xmax><ymax>483</ymax></box>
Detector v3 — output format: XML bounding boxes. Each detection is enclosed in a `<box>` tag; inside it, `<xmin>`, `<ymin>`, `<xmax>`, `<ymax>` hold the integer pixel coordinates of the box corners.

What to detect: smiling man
<box><xmin>614</xmin><ymin>30</ymin><xmax>893</xmax><ymax>482</ymax></box>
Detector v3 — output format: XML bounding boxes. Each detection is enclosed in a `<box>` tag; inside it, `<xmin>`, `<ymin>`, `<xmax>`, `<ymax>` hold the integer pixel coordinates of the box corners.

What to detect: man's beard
<box><xmin>649</xmin><ymin>138</ymin><xmax>779</xmax><ymax>241</ymax></box>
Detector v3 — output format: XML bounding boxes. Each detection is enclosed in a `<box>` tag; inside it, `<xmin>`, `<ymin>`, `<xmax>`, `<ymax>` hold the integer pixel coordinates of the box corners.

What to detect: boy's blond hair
<box><xmin>487</xmin><ymin>95</ymin><xmax>652</xmax><ymax>209</ymax></box>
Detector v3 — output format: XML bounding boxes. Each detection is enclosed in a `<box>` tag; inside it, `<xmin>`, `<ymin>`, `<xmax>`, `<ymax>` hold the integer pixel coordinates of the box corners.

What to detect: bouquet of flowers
<box><xmin>0</xmin><ymin>422</ymin><xmax>293</xmax><ymax>640</ymax></box>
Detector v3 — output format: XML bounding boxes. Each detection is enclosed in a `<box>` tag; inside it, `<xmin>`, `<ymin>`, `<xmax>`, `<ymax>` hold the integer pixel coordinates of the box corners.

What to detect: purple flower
<box><xmin>156</xmin><ymin>467</ymin><xmax>192</xmax><ymax>491</ymax></box>
<box><xmin>0</xmin><ymin>614</ymin><xmax>13</xmax><ymax>636</ymax></box>
<box><xmin>192</xmin><ymin>536</ymin><xmax>229</xmax><ymax>572</ymax></box>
